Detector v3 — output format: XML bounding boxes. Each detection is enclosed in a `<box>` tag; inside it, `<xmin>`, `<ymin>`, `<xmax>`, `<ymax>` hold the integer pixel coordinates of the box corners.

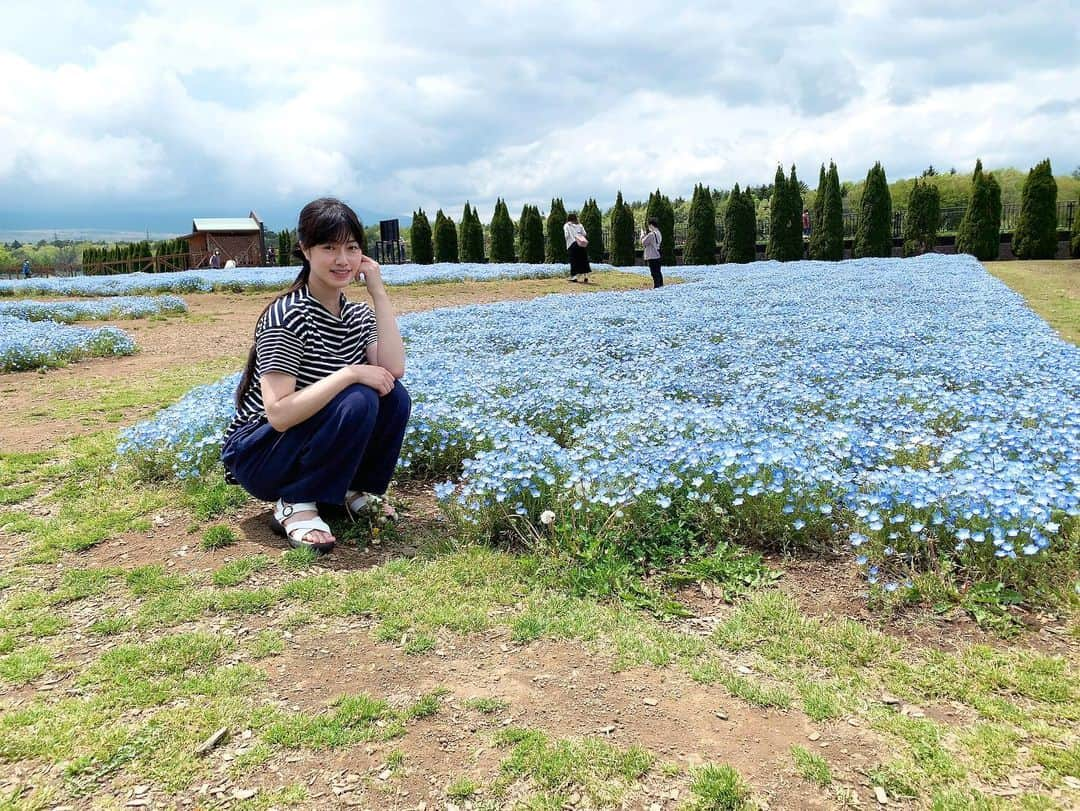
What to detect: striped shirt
<box><xmin>224</xmin><ymin>284</ymin><xmax>378</xmax><ymax>443</ymax></box>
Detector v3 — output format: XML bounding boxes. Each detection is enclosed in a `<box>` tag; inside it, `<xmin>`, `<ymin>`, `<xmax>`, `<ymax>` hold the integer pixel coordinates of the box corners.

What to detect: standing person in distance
<box><xmin>221</xmin><ymin>197</ymin><xmax>411</xmax><ymax>554</ymax></box>
<box><xmin>564</xmin><ymin>212</ymin><xmax>591</xmax><ymax>284</ymax></box>
<box><xmin>641</xmin><ymin>217</ymin><xmax>663</xmax><ymax>288</ymax></box>
<box><xmin>209</xmin><ymin>250</ymin><xmax>222</xmax><ymax>269</ymax></box>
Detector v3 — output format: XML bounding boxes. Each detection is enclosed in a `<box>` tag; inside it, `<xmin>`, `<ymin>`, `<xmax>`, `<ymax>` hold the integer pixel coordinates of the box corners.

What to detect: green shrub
<box><xmin>645</xmin><ymin>189</ymin><xmax>676</xmax><ymax>265</ymax></box>
<box><xmin>854</xmin><ymin>162</ymin><xmax>893</xmax><ymax>258</ymax></box>
<box><xmin>723</xmin><ymin>184</ymin><xmax>756</xmax><ymax>264</ymax></box>
<box><xmin>685</xmin><ymin>183</ymin><xmax>717</xmax><ymax>265</ymax></box>
<box><xmin>1012</xmin><ymin>158</ymin><xmax>1059</xmax><ymax>259</ymax></box>
<box><xmin>545</xmin><ymin>198</ymin><xmax>568</xmax><ymax>263</ymax></box>
<box><xmin>488</xmin><ymin>198</ymin><xmax>516</xmax><ymax>262</ymax></box>
<box><xmin>767</xmin><ymin>166</ymin><xmax>803</xmax><ymax>261</ymax></box>
<box><xmin>433</xmin><ymin>209</ymin><xmax>459</xmax><ymax>263</ymax></box>
<box><xmin>518</xmin><ymin>204</ymin><xmax>545</xmax><ymax>264</ymax></box>
<box><xmin>580</xmin><ymin>198</ymin><xmax>605</xmax><ymax>262</ymax></box>
<box><xmin>903</xmin><ymin>179</ymin><xmax>941</xmax><ymax>256</ymax></box>
<box><xmin>609</xmin><ymin>191</ymin><xmax>636</xmax><ymax>266</ymax></box>
<box><xmin>820</xmin><ymin>161</ymin><xmax>845</xmax><ymax>260</ymax></box>
<box><xmin>809</xmin><ymin>164</ymin><xmax>827</xmax><ymax>260</ymax></box>
<box><xmin>956</xmin><ymin>159</ymin><xmax>1002</xmax><ymax>260</ymax></box>
<box><xmin>459</xmin><ymin>202</ymin><xmax>485</xmax><ymax>262</ymax></box>
<box><xmin>409</xmin><ymin>209</ymin><xmax>434</xmax><ymax>265</ymax></box>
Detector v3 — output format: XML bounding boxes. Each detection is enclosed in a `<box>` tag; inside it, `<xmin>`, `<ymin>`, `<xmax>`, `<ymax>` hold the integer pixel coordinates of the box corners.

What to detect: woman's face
<box><xmin>303</xmin><ymin>237</ymin><xmax>363</xmax><ymax>290</ymax></box>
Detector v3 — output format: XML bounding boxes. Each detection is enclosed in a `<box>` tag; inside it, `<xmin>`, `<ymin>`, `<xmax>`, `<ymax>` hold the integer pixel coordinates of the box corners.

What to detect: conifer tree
<box><xmin>545</xmin><ymin>198</ymin><xmax>568</xmax><ymax>263</ymax></box>
<box><xmin>609</xmin><ymin>191</ymin><xmax>636</xmax><ymax>266</ymax></box>
<box><xmin>459</xmin><ymin>203</ymin><xmax>477</xmax><ymax>262</ymax></box>
<box><xmin>854</xmin><ymin>162</ymin><xmax>893</xmax><ymax>258</ymax></box>
<box><xmin>1012</xmin><ymin>159</ymin><xmax>1058</xmax><ymax>259</ymax></box>
<box><xmin>516</xmin><ymin>204</ymin><xmax>542</xmax><ymax>263</ymax></box>
<box><xmin>810</xmin><ymin>164</ymin><xmax>827</xmax><ymax>259</ymax></box>
<box><xmin>434</xmin><ymin>209</ymin><xmax>459</xmax><ymax>263</ymax></box>
<box><xmin>463</xmin><ymin>203</ymin><xmax>485</xmax><ymax>262</ymax></box>
<box><xmin>489</xmin><ymin>198</ymin><xmax>515</xmax><ymax>262</ymax></box>
<box><xmin>410</xmin><ymin>209</ymin><xmax>434</xmax><ymax>264</ymax></box>
<box><xmin>580</xmin><ymin>199</ymin><xmax>604</xmax><ymax>262</ymax></box>
<box><xmin>723</xmin><ymin>184</ymin><xmax>757</xmax><ymax>263</ymax></box>
<box><xmin>645</xmin><ymin>189</ymin><xmax>676</xmax><ymax>265</ymax></box>
<box><xmin>1072</xmin><ymin>196</ymin><xmax>1080</xmax><ymax>258</ymax></box>
<box><xmin>684</xmin><ymin>183</ymin><xmax>717</xmax><ymax>265</ymax></box>
<box><xmin>902</xmin><ymin>179</ymin><xmax>941</xmax><ymax>256</ymax></box>
<box><xmin>787</xmin><ymin>164</ymin><xmax>805</xmax><ymax>259</ymax></box>
<box><xmin>957</xmin><ymin>159</ymin><xmax>987</xmax><ymax>258</ymax></box>
<box><xmin>767</xmin><ymin>166</ymin><xmax>789</xmax><ymax>260</ymax></box>
<box><xmin>983</xmin><ymin>172</ymin><xmax>1002</xmax><ymax>260</ymax></box>
<box><xmin>820</xmin><ymin>162</ymin><xmax>844</xmax><ymax>261</ymax></box>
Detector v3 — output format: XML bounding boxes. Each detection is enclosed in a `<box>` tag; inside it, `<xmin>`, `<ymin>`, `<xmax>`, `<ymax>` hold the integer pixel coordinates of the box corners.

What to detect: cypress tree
<box><xmin>902</xmin><ymin>179</ymin><xmax>941</xmax><ymax>256</ymax></box>
<box><xmin>645</xmin><ymin>189</ymin><xmax>676</xmax><ymax>265</ymax></box>
<box><xmin>580</xmin><ymin>199</ymin><xmax>604</xmax><ymax>262</ymax></box>
<box><xmin>434</xmin><ymin>209</ymin><xmax>459</xmax><ymax>263</ymax></box>
<box><xmin>489</xmin><ymin>198</ymin><xmax>515</xmax><ymax>262</ymax></box>
<box><xmin>609</xmin><ymin>191</ymin><xmax>636</xmax><ymax>266</ymax></box>
<box><xmin>767</xmin><ymin>167</ymin><xmax>789</xmax><ymax>260</ymax></box>
<box><xmin>545</xmin><ymin>198</ymin><xmax>568</xmax><ymax>263</ymax></box>
<box><xmin>684</xmin><ymin>183</ymin><xmax>717</xmax><ymax>265</ymax></box>
<box><xmin>820</xmin><ymin>162</ymin><xmax>844</xmax><ymax>261</ymax></box>
<box><xmin>462</xmin><ymin>203</ymin><xmax>485</xmax><ymax>262</ymax></box>
<box><xmin>459</xmin><ymin>203</ymin><xmax>476</xmax><ymax>262</ymax></box>
<box><xmin>957</xmin><ymin>159</ymin><xmax>988</xmax><ymax>258</ymax></box>
<box><xmin>410</xmin><ymin>209</ymin><xmax>434</xmax><ymax>264</ymax></box>
<box><xmin>1072</xmin><ymin>196</ymin><xmax>1080</xmax><ymax>258</ymax></box>
<box><xmin>810</xmin><ymin>164</ymin><xmax>827</xmax><ymax>259</ymax></box>
<box><xmin>723</xmin><ymin>184</ymin><xmax>757</xmax><ymax>264</ymax></box>
<box><xmin>517</xmin><ymin>204</ymin><xmax>542</xmax><ymax>263</ymax></box>
<box><xmin>983</xmin><ymin>172</ymin><xmax>1002</xmax><ymax>260</ymax></box>
<box><xmin>1012</xmin><ymin>159</ymin><xmax>1058</xmax><ymax>260</ymax></box>
<box><xmin>854</xmin><ymin>162</ymin><xmax>893</xmax><ymax>258</ymax></box>
<box><xmin>787</xmin><ymin>164</ymin><xmax>805</xmax><ymax>259</ymax></box>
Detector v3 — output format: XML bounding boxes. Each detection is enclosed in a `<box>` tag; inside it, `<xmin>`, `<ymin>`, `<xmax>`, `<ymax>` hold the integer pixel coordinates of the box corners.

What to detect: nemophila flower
<box><xmin>0</xmin><ymin>315</ymin><xmax>136</xmax><ymax>371</ymax></box>
<box><xmin>116</xmin><ymin>255</ymin><xmax>1079</xmax><ymax>587</ymax></box>
<box><xmin>0</xmin><ymin>295</ymin><xmax>186</xmax><ymax>323</ymax></box>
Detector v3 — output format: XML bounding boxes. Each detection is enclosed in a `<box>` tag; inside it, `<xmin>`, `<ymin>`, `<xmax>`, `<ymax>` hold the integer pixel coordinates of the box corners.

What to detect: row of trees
<box><xmin>417</xmin><ymin>157</ymin><xmax>1074</xmax><ymax>266</ymax></box>
<box><xmin>81</xmin><ymin>239</ymin><xmax>192</xmax><ymax>274</ymax></box>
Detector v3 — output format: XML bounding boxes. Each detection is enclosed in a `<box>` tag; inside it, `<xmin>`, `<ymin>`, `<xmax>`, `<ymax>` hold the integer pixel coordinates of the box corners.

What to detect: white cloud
<box><xmin>0</xmin><ymin>0</ymin><xmax>1076</xmax><ymax>229</ymax></box>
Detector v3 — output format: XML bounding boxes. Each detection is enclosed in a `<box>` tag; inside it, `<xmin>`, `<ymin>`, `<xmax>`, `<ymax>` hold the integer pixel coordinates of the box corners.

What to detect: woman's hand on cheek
<box><xmin>357</xmin><ymin>255</ymin><xmax>386</xmax><ymax>296</ymax></box>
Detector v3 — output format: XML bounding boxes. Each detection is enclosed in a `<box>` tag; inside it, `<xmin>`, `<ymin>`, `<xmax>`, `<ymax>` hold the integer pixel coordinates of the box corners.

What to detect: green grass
<box><xmin>491</xmin><ymin>727</ymin><xmax>652</xmax><ymax>806</ymax></box>
<box><xmin>212</xmin><ymin>554</ymin><xmax>272</xmax><ymax>587</ymax></box>
<box><xmin>465</xmin><ymin>696</ymin><xmax>510</xmax><ymax>714</ymax></box>
<box><xmin>685</xmin><ymin>763</ymin><xmax>752</xmax><ymax>810</ymax></box>
<box><xmin>446</xmin><ymin>774</ymin><xmax>480</xmax><ymax>799</ymax></box>
<box><xmin>984</xmin><ymin>259</ymin><xmax>1080</xmax><ymax>345</ymax></box>
<box><xmin>200</xmin><ymin>524</ymin><xmax>238</xmax><ymax>550</ymax></box>
<box><xmin>791</xmin><ymin>745</ymin><xmax>832</xmax><ymax>786</ymax></box>
<box><xmin>262</xmin><ymin>693</ymin><xmax>401</xmax><ymax>749</ymax></box>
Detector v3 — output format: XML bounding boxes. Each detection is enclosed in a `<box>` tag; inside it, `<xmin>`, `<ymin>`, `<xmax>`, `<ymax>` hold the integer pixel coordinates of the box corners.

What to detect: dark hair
<box><xmin>648</xmin><ymin>217</ymin><xmax>659</xmax><ymax>228</ymax></box>
<box><xmin>234</xmin><ymin>197</ymin><xmax>366</xmax><ymax>406</ymax></box>
<box><xmin>566</xmin><ymin>212</ymin><xmax>578</xmax><ymax>223</ymax></box>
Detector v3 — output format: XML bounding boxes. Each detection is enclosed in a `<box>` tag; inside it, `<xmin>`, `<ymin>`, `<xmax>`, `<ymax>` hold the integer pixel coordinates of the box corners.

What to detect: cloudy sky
<box><xmin>0</xmin><ymin>0</ymin><xmax>1077</xmax><ymax>234</ymax></box>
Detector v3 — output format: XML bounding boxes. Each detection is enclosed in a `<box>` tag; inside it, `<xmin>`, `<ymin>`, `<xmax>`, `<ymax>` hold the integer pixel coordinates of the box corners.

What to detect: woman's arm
<box><xmin>357</xmin><ymin>256</ymin><xmax>405</xmax><ymax>379</ymax></box>
<box><xmin>261</xmin><ymin>363</ymin><xmax>395</xmax><ymax>432</ymax></box>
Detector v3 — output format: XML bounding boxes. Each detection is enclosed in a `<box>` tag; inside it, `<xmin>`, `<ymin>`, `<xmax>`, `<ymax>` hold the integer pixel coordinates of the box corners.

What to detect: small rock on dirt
<box><xmin>874</xmin><ymin>785</ymin><xmax>889</xmax><ymax>804</ymax></box>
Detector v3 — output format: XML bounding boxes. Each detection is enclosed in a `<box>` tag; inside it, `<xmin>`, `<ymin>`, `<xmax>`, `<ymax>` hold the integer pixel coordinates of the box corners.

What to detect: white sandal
<box><xmin>270</xmin><ymin>499</ymin><xmax>335</xmax><ymax>553</ymax></box>
<box><xmin>345</xmin><ymin>490</ymin><xmax>397</xmax><ymax>523</ymax></box>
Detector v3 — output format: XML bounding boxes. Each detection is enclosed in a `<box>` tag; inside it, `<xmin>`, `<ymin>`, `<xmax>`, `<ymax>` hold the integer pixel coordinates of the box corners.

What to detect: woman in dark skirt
<box><xmin>563</xmin><ymin>212</ymin><xmax>591</xmax><ymax>283</ymax></box>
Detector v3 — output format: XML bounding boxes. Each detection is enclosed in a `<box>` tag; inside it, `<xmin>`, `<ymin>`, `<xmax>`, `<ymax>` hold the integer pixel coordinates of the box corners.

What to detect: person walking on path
<box><xmin>21</xmin><ymin>259</ymin><xmax>31</xmax><ymax>279</ymax></box>
<box><xmin>641</xmin><ymin>217</ymin><xmax>663</xmax><ymax>288</ymax></box>
<box><xmin>221</xmin><ymin>197</ymin><xmax>410</xmax><ymax>554</ymax></box>
<box><xmin>564</xmin><ymin>212</ymin><xmax>591</xmax><ymax>284</ymax></box>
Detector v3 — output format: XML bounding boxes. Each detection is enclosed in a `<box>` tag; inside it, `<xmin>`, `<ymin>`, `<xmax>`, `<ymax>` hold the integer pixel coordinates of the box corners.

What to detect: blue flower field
<box><xmin>118</xmin><ymin>254</ymin><xmax>1080</xmax><ymax>591</ymax></box>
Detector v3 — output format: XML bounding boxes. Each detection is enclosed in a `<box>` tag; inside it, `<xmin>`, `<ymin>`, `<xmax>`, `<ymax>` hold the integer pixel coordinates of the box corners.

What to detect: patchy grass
<box><xmin>791</xmin><ymin>745</ymin><xmax>832</xmax><ymax>786</ymax></box>
<box><xmin>491</xmin><ymin>726</ymin><xmax>652</xmax><ymax>807</ymax></box>
<box><xmin>984</xmin><ymin>259</ymin><xmax>1080</xmax><ymax>345</ymax></box>
<box><xmin>685</xmin><ymin>763</ymin><xmax>753</xmax><ymax>810</ymax></box>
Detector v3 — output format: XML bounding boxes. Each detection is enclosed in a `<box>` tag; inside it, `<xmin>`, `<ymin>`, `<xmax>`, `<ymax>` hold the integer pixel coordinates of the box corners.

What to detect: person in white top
<box><xmin>641</xmin><ymin>217</ymin><xmax>663</xmax><ymax>288</ymax></box>
<box><xmin>563</xmin><ymin>212</ymin><xmax>591</xmax><ymax>283</ymax></box>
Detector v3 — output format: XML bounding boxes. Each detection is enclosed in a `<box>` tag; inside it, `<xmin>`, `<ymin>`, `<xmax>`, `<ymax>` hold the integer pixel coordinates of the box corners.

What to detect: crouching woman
<box><xmin>222</xmin><ymin>197</ymin><xmax>410</xmax><ymax>554</ymax></box>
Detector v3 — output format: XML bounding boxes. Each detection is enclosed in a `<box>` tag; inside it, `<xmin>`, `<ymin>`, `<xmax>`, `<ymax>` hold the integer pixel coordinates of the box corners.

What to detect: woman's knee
<box><xmin>332</xmin><ymin>384</ymin><xmax>380</xmax><ymax>424</ymax></box>
<box><xmin>384</xmin><ymin>380</ymin><xmax>412</xmax><ymax>417</ymax></box>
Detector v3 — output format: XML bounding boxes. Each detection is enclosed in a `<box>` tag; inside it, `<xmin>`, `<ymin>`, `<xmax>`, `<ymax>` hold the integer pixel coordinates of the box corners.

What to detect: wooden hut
<box><xmin>183</xmin><ymin>211</ymin><xmax>266</xmax><ymax>267</ymax></box>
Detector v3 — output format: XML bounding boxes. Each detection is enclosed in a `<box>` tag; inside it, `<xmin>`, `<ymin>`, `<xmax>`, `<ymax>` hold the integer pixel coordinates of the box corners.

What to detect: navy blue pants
<box><xmin>222</xmin><ymin>381</ymin><xmax>411</xmax><ymax>505</ymax></box>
